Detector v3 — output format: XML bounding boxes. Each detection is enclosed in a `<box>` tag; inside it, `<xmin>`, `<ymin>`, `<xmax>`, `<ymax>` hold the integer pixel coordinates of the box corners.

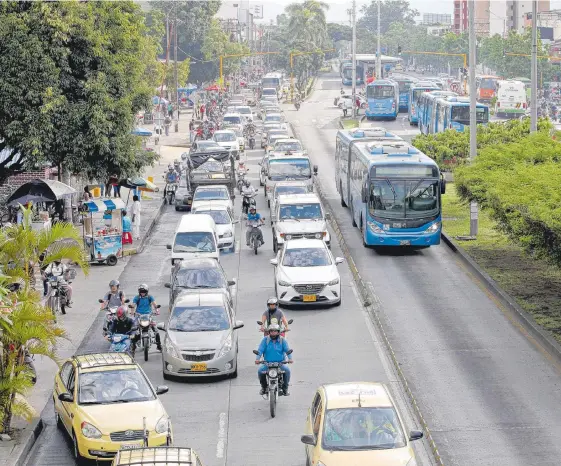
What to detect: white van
<box><xmin>495</xmin><ymin>80</ymin><xmax>527</xmax><ymax>118</ymax></box>
<box><xmin>167</xmin><ymin>214</ymin><xmax>220</xmax><ymax>263</ymax></box>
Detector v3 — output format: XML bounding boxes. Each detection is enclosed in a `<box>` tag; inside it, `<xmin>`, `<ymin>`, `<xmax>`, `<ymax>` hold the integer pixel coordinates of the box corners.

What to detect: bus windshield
<box><xmin>268</xmin><ymin>158</ymin><xmax>311</xmax><ymax>180</ymax></box>
<box><xmin>413</xmin><ymin>89</ymin><xmax>435</xmax><ymax>104</ymax></box>
<box><xmin>367</xmin><ymin>85</ymin><xmax>394</xmax><ymax>98</ymax></box>
<box><xmin>262</xmin><ymin>77</ymin><xmax>280</xmax><ymax>88</ymax></box>
<box><xmin>451</xmin><ymin>106</ymin><xmax>488</xmax><ymax>123</ymax></box>
<box><xmin>369</xmin><ymin>179</ymin><xmax>439</xmax><ymax>219</ymax></box>
<box><xmin>479</xmin><ymin>78</ymin><xmax>497</xmax><ymax>90</ymax></box>
<box><xmin>397</xmin><ymin>81</ymin><xmax>413</xmax><ymax>93</ymax></box>
<box><xmin>342</xmin><ymin>67</ymin><xmax>353</xmax><ymax>79</ymax></box>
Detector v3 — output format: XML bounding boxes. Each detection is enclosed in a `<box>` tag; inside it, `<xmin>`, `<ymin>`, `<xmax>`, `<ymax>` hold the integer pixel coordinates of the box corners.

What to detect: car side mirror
<box><xmin>325</xmin><ymin>212</ymin><xmax>331</xmax><ymax>220</ymax></box>
<box><xmin>58</xmin><ymin>392</ymin><xmax>74</xmax><ymax>403</ymax></box>
<box><xmin>335</xmin><ymin>257</ymin><xmax>344</xmax><ymax>265</ymax></box>
<box><xmin>270</xmin><ymin>259</ymin><xmax>278</xmax><ymax>266</ymax></box>
<box><xmin>301</xmin><ymin>434</ymin><xmax>316</xmax><ymax>446</ymax></box>
<box><xmin>166</xmin><ymin>244</ymin><xmax>172</xmax><ymax>250</ymax></box>
<box><xmin>233</xmin><ymin>320</ymin><xmax>244</xmax><ymax>330</ymax></box>
<box><xmin>287</xmin><ymin>319</ymin><xmax>294</xmax><ymax>324</ymax></box>
<box><xmin>156</xmin><ymin>323</ymin><xmax>166</xmax><ymax>331</ymax></box>
<box><xmin>409</xmin><ymin>430</ymin><xmax>424</xmax><ymax>441</ymax></box>
<box><xmin>164</xmin><ymin>282</ymin><xmax>171</xmax><ymax>288</ymax></box>
<box><xmin>313</xmin><ymin>165</ymin><xmax>318</xmax><ymax>174</ymax></box>
<box><xmin>228</xmin><ymin>279</ymin><xmax>236</xmax><ymax>286</ymax></box>
<box><xmin>155</xmin><ymin>385</ymin><xmax>169</xmax><ymax>395</ymax></box>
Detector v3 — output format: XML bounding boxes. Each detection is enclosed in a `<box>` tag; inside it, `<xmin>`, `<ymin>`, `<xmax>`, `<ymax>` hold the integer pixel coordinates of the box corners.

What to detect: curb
<box><xmin>441</xmin><ymin>232</ymin><xmax>561</xmax><ymax>366</ymax></box>
<box><xmin>10</xmin><ymin>418</ymin><xmax>43</xmax><ymax>466</ymax></box>
<box><xmin>289</xmin><ymin>120</ymin><xmax>445</xmax><ymax>465</ymax></box>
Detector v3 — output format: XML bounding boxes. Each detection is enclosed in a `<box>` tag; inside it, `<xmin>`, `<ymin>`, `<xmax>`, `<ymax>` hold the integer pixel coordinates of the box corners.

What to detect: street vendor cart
<box><xmin>82</xmin><ymin>198</ymin><xmax>126</xmax><ymax>266</ymax></box>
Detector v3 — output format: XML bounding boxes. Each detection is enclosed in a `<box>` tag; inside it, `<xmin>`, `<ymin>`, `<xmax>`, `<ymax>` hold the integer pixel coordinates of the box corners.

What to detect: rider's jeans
<box><xmin>246</xmin><ymin>226</ymin><xmax>263</xmax><ymax>245</ymax></box>
<box><xmin>258</xmin><ymin>364</ymin><xmax>290</xmax><ymax>391</ymax></box>
<box><xmin>61</xmin><ymin>284</ymin><xmax>72</xmax><ymax>303</ymax></box>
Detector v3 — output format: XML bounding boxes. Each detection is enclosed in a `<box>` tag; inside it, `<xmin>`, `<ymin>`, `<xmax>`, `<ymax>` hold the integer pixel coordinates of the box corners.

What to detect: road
<box><xmin>288</xmin><ymin>71</ymin><xmax>561</xmax><ymax>466</ymax></box>
<box><xmin>23</xmin><ymin>121</ymin><xmax>433</xmax><ymax>465</ymax></box>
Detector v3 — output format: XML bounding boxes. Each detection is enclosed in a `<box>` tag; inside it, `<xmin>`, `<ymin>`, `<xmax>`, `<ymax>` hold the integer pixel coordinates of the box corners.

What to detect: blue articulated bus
<box><xmin>341</xmin><ymin>63</ymin><xmax>364</xmax><ymax>86</ymax></box>
<box><xmin>365</xmin><ymin>80</ymin><xmax>399</xmax><ymax>120</ymax></box>
<box><xmin>335</xmin><ymin>136</ymin><xmax>446</xmax><ymax>248</ymax></box>
<box><xmin>392</xmin><ymin>76</ymin><xmax>417</xmax><ymax>112</ymax></box>
<box><xmin>418</xmin><ymin>91</ymin><xmax>458</xmax><ymax>135</ymax></box>
<box><xmin>408</xmin><ymin>82</ymin><xmax>440</xmax><ymax>125</ymax></box>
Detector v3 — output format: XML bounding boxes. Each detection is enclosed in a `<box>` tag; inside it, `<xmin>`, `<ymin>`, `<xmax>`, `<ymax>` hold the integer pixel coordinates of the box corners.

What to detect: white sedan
<box><xmin>270</xmin><ymin>238</ymin><xmax>343</xmax><ymax>307</ymax></box>
<box><xmin>191</xmin><ymin>203</ymin><xmax>238</xmax><ymax>253</ymax></box>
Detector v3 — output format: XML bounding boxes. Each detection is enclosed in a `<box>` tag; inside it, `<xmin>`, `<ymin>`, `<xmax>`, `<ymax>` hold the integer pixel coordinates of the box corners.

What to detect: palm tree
<box><xmin>285</xmin><ymin>1</ymin><xmax>329</xmax><ymax>49</ymax></box>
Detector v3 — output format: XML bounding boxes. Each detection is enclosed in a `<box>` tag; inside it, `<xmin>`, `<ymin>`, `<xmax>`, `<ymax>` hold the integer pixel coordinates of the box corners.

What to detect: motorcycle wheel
<box><xmin>253</xmin><ymin>238</ymin><xmax>258</xmax><ymax>255</ymax></box>
<box><xmin>143</xmin><ymin>337</ymin><xmax>149</xmax><ymax>361</ymax></box>
<box><xmin>269</xmin><ymin>388</ymin><xmax>277</xmax><ymax>418</ymax></box>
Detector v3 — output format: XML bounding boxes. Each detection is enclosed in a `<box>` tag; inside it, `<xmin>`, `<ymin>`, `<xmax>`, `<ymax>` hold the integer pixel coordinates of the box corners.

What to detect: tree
<box><xmin>358</xmin><ymin>0</ymin><xmax>418</xmax><ymax>36</ymax></box>
<box><xmin>0</xmin><ymin>1</ymin><xmax>160</xmax><ymax>184</ymax></box>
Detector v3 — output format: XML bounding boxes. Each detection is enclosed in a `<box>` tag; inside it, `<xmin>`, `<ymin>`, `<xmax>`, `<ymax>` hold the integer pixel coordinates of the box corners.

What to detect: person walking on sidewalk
<box><xmin>164</xmin><ymin>114</ymin><xmax>172</xmax><ymax>136</ymax></box>
<box><xmin>167</xmin><ymin>102</ymin><xmax>173</xmax><ymax>118</ymax></box>
<box><xmin>131</xmin><ymin>195</ymin><xmax>141</xmax><ymax>240</ymax></box>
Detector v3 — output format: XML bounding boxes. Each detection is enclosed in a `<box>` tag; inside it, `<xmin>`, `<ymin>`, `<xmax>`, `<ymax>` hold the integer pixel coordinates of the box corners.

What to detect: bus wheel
<box><xmin>340</xmin><ymin>182</ymin><xmax>347</xmax><ymax>207</ymax></box>
<box><xmin>351</xmin><ymin>203</ymin><xmax>357</xmax><ymax>227</ymax></box>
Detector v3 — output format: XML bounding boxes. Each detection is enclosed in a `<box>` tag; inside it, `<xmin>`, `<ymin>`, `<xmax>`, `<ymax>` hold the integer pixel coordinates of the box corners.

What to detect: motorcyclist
<box><xmin>242</xmin><ymin>180</ymin><xmax>256</xmax><ymax>213</ymax></box>
<box><xmin>43</xmin><ymin>260</ymin><xmax>72</xmax><ymax>308</ymax></box>
<box><xmin>102</xmin><ymin>279</ymin><xmax>125</xmax><ymax>309</ymax></box>
<box><xmin>260</xmin><ymin>297</ymin><xmax>289</xmax><ymax>334</ymax></box>
<box><xmin>130</xmin><ymin>284</ymin><xmax>162</xmax><ymax>351</ymax></box>
<box><xmin>107</xmin><ymin>307</ymin><xmax>136</xmax><ymax>344</ymax></box>
<box><xmin>246</xmin><ymin>206</ymin><xmax>264</xmax><ymax>247</ymax></box>
<box><xmin>163</xmin><ymin>165</ymin><xmax>179</xmax><ymax>200</ymax></box>
<box><xmin>255</xmin><ymin>323</ymin><xmax>293</xmax><ymax>396</ymax></box>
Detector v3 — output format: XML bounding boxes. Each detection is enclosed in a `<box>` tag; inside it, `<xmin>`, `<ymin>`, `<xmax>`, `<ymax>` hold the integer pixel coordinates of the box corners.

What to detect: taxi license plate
<box><xmin>120</xmin><ymin>444</ymin><xmax>141</xmax><ymax>450</ymax></box>
<box><xmin>400</xmin><ymin>240</ymin><xmax>411</xmax><ymax>246</ymax></box>
<box><xmin>211</xmin><ymin>174</ymin><xmax>225</xmax><ymax>179</ymax></box>
<box><xmin>191</xmin><ymin>363</ymin><xmax>207</xmax><ymax>372</ymax></box>
<box><xmin>303</xmin><ymin>295</ymin><xmax>316</xmax><ymax>302</ymax></box>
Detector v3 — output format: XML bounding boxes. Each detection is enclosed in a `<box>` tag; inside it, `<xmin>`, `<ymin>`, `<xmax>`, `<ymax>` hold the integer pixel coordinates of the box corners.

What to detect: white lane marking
<box><xmin>235</xmin><ymin>240</ymin><xmax>240</xmax><ymax>254</ymax></box>
<box><xmin>216</xmin><ymin>412</ymin><xmax>227</xmax><ymax>458</ymax></box>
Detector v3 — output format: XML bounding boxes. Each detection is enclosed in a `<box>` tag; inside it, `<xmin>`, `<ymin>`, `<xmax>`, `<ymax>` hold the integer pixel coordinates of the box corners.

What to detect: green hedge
<box><xmin>411</xmin><ymin>118</ymin><xmax>553</xmax><ymax>169</ymax></box>
<box><xmin>455</xmin><ymin>133</ymin><xmax>561</xmax><ymax>263</ymax></box>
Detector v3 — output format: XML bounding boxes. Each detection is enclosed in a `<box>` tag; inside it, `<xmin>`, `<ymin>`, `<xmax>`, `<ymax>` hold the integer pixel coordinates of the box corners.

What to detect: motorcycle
<box><xmin>294</xmin><ymin>101</ymin><xmax>301</xmax><ymax>111</ymax></box>
<box><xmin>249</xmin><ymin>135</ymin><xmax>255</xmax><ymax>149</ymax></box>
<box><xmin>248</xmin><ymin>224</ymin><xmax>264</xmax><ymax>255</ymax></box>
<box><xmin>24</xmin><ymin>350</ymin><xmax>37</xmax><ymax>385</ymax></box>
<box><xmin>134</xmin><ymin>307</ymin><xmax>161</xmax><ymax>362</ymax></box>
<box><xmin>98</xmin><ymin>298</ymin><xmax>130</xmax><ymax>336</ymax></box>
<box><xmin>46</xmin><ymin>270</ymin><xmax>75</xmax><ymax>317</ymax></box>
<box><xmin>253</xmin><ymin>349</ymin><xmax>293</xmax><ymax>418</ymax></box>
<box><xmin>242</xmin><ymin>191</ymin><xmax>258</xmax><ymax>215</ymax></box>
<box><xmin>257</xmin><ymin>319</ymin><xmax>293</xmax><ymax>338</ymax></box>
<box><xmin>164</xmin><ymin>183</ymin><xmax>178</xmax><ymax>205</ymax></box>
<box><xmin>108</xmin><ymin>332</ymin><xmax>133</xmax><ymax>354</ymax></box>
<box><xmin>237</xmin><ymin>171</ymin><xmax>247</xmax><ymax>194</ymax></box>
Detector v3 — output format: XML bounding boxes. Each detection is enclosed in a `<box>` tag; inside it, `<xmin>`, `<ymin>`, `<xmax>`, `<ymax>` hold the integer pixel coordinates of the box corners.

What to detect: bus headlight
<box><xmin>367</xmin><ymin>221</ymin><xmax>384</xmax><ymax>234</ymax></box>
<box><xmin>424</xmin><ymin>222</ymin><xmax>441</xmax><ymax>234</ymax></box>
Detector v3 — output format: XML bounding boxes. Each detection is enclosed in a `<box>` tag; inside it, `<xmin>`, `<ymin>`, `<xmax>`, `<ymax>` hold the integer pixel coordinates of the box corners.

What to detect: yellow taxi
<box><xmin>301</xmin><ymin>382</ymin><xmax>423</xmax><ymax>466</ymax></box>
<box><xmin>112</xmin><ymin>446</ymin><xmax>203</xmax><ymax>466</ymax></box>
<box><xmin>53</xmin><ymin>352</ymin><xmax>173</xmax><ymax>463</ymax></box>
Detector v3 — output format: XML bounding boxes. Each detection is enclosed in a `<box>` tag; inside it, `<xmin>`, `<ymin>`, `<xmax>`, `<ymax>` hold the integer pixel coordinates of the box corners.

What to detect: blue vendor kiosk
<box><xmin>82</xmin><ymin>198</ymin><xmax>126</xmax><ymax>266</ymax></box>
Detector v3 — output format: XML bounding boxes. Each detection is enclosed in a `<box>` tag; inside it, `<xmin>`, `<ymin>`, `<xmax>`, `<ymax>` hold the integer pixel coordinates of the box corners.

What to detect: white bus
<box><xmin>495</xmin><ymin>80</ymin><xmax>527</xmax><ymax>118</ymax></box>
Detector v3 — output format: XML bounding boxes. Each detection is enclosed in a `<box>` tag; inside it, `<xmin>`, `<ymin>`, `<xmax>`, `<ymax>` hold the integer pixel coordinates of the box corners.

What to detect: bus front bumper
<box><xmin>366</xmin><ymin>222</ymin><xmax>441</xmax><ymax>247</ymax></box>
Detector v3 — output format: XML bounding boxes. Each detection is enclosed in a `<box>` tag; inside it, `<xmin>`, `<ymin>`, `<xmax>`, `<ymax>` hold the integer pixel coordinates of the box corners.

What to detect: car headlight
<box><xmin>81</xmin><ymin>422</ymin><xmax>102</xmax><ymax>439</ymax></box>
<box><xmin>223</xmin><ymin>230</ymin><xmax>233</xmax><ymax>238</ymax></box>
<box><xmin>268</xmin><ymin>368</ymin><xmax>278</xmax><ymax>378</ymax></box>
<box><xmin>367</xmin><ymin>221</ymin><xmax>384</xmax><ymax>234</ymax></box>
<box><xmin>164</xmin><ymin>337</ymin><xmax>180</xmax><ymax>359</ymax></box>
<box><xmin>155</xmin><ymin>416</ymin><xmax>170</xmax><ymax>434</ymax></box>
<box><xmin>218</xmin><ymin>333</ymin><xmax>233</xmax><ymax>358</ymax></box>
<box><xmin>327</xmin><ymin>278</ymin><xmax>339</xmax><ymax>286</ymax></box>
<box><xmin>317</xmin><ymin>462</ymin><xmax>327</xmax><ymax>466</ymax></box>
<box><xmin>424</xmin><ymin>221</ymin><xmax>441</xmax><ymax>234</ymax></box>
<box><xmin>278</xmin><ymin>280</ymin><xmax>292</xmax><ymax>287</ymax></box>
<box><xmin>406</xmin><ymin>458</ymin><xmax>418</xmax><ymax>466</ymax></box>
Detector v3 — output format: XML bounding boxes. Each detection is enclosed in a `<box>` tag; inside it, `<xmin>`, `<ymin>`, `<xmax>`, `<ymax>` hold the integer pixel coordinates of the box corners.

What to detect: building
<box><xmin>523</xmin><ymin>9</ymin><xmax>561</xmax><ymax>42</ymax></box>
<box><xmin>427</xmin><ymin>25</ymin><xmax>453</xmax><ymax>36</ymax></box>
<box><xmin>422</xmin><ymin>13</ymin><xmax>452</xmax><ymax>25</ymax></box>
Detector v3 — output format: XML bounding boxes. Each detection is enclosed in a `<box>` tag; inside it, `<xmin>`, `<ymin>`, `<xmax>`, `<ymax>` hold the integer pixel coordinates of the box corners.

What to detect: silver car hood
<box><xmin>168</xmin><ymin>329</ymin><xmax>229</xmax><ymax>351</ymax></box>
<box><xmin>276</xmin><ymin>220</ymin><xmax>327</xmax><ymax>234</ymax></box>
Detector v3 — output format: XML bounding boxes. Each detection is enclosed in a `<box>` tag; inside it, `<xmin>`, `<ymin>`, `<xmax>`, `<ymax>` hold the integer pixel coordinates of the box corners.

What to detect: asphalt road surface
<box><xmin>23</xmin><ymin>125</ymin><xmax>432</xmax><ymax>465</ymax></box>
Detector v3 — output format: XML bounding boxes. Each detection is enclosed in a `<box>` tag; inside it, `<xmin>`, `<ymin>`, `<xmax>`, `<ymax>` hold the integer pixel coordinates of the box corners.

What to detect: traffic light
<box><xmin>397</xmin><ymin>45</ymin><xmax>402</xmax><ymax>56</ymax></box>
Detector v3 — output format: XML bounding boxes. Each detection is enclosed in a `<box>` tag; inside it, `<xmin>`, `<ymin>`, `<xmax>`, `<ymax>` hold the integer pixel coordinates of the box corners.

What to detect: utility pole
<box><xmin>531</xmin><ymin>0</ymin><xmax>538</xmax><ymax>132</ymax></box>
<box><xmin>468</xmin><ymin>0</ymin><xmax>478</xmax><ymax>237</ymax></box>
<box><xmin>376</xmin><ymin>0</ymin><xmax>381</xmax><ymax>79</ymax></box>
<box><xmin>173</xmin><ymin>18</ymin><xmax>179</xmax><ymax>132</ymax></box>
<box><xmin>351</xmin><ymin>0</ymin><xmax>357</xmax><ymax>117</ymax></box>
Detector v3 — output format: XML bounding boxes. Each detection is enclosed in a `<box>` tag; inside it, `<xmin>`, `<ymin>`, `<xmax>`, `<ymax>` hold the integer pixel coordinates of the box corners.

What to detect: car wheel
<box><xmin>163</xmin><ymin>372</ymin><xmax>173</xmax><ymax>381</ymax></box>
<box><xmin>230</xmin><ymin>358</ymin><xmax>238</xmax><ymax>379</ymax></box>
<box><xmin>54</xmin><ymin>401</ymin><xmax>63</xmax><ymax>429</ymax></box>
<box><xmin>333</xmin><ymin>297</ymin><xmax>342</xmax><ymax>307</ymax></box>
<box><xmin>72</xmin><ymin>431</ymin><xmax>86</xmax><ymax>464</ymax></box>
<box><xmin>175</xmin><ymin>206</ymin><xmax>180</xmax><ymax>211</ymax></box>
<box><xmin>273</xmin><ymin>235</ymin><xmax>278</xmax><ymax>253</ymax></box>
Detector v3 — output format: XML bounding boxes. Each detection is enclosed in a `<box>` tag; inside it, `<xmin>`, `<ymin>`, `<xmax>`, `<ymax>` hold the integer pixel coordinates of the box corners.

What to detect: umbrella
<box><xmin>83</xmin><ymin>198</ymin><xmax>126</xmax><ymax>213</ymax></box>
<box><xmin>6</xmin><ymin>179</ymin><xmax>76</xmax><ymax>206</ymax></box>
<box><xmin>119</xmin><ymin>177</ymin><xmax>158</xmax><ymax>192</ymax></box>
<box><xmin>152</xmin><ymin>96</ymin><xmax>169</xmax><ymax>105</ymax></box>
<box><xmin>131</xmin><ymin>127</ymin><xmax>152</xmax><ymax>137</ymax></box>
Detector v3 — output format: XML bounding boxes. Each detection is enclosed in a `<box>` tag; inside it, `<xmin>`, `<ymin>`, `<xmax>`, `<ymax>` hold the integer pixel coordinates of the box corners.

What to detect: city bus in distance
<box><xmin>335</xmin><ymin>138</ymin><xmax>445</xmax><ymax>247</ymax></box>
<box><xmin>392</xmin><ymin>76</ymin><xmax>418</xmax><ymax>111</ymax></box>
<box><xmin>341</xmin><ymin>63</ymin><xmax>364</xmax><ymax>86</ymax></box>
<box><xmin>433</xmin><ymin>96</ymin><xmax>490</xmax><ymax>132</ymax></box>
<box><xmin>476</xmin><ymin>75</ymin><xmax>501</xmax><ymax>102</ymax></box>
<box><xmin>261</xmin><ymin>72</ymin><xmax>282</xmax><ymax>91</ymax></box>
<box><xmin>335</xmin><ymin>127</ymin><xmax>403</xmax><ymax>206</ymax></box>
<box><xmin>418</xmin><ymin>91</ymin><xmax>457</xmax><ymax>135</ymax></box>
<box><xmin>495</xmin><ymin>80</ymin><xmax>527</xmax><ymax>118</ymax></box>
<box><xmin>365</xmin><ymin>80</ymin><xmax>399</xmax><ymax>120</ymax></box>
<box><xmin>408</xmin><ymin>81</ymin><xmax>440</xmax><ymax>125</ymax></box>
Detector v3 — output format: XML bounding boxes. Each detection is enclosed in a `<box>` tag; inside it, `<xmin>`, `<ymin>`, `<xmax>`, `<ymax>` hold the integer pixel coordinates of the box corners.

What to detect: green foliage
<box><xmin>358</xmin><ymin>0</ymin><xmax>418</xmax><ymax>35</ymax></box>
<box><xmin>412</xmin><ymin>118</ymin><xmax>553</xmax><ymax>169</ymax></box>
<box><xmin>455</xmin><ymin>133</ymin><xmax>561</xmax><ymax>264</ymax></box>
<box><xmin>0</xmin><ymin>1</ymin><xmax>161</xmax><ymax>183</ymax></box>
<box><xmin>201</xmin><ymin>19</ymin><xmax>250</xmax><ymax>78</ymax></box>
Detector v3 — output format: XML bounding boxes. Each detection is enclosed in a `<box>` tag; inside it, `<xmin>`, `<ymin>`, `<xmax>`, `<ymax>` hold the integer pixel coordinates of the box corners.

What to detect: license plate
<box><xmin>191</xmin><ymin>362</ymin><xmax>207</xmax><ymax>371</ymax></box>
<box><xmin>303</xmin><ymin>295</ymin><xmax>316</xmax><ymax>302</ymax></box>
<box><xmin>399</xmin><ymin>240</ymin><xmax>411</xmax><ymax>246</ymax></box>
<box><xmin>120</xmin><ymin>444</ymin><xmax>141</xmax><ymax>450</ymax></box>
<box><xmin>211</xmin><ymin>174</ymin><xmax>225</xmax><ymax>179</ymax></box>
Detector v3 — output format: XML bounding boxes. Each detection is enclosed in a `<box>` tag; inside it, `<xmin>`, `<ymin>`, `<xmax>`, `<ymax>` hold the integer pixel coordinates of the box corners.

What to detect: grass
<box><xmin>442</xmin><ymin>183</ymin><xmax>561</xmax><ymax>343</ymax></box>
<box><xmin>341</xmin><ymin>118</ymin><xmax>359</xmax><ymax>129</ymax></box>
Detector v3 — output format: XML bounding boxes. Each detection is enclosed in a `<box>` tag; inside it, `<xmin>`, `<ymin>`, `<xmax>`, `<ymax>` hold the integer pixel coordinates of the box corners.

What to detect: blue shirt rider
<box><xmin>131</xmin><ymin>284</ymin><xmax>162</xmax><ymax>350</ymax></box>
<box><xmin>255</xmin><ymin>323</ymin><xmax>293</xmax><ymax>395</ymax></box>
<box><xmin>164</xmin><ymin>166</ymin><xmax>179</xmax><ymax>199</ymax></box>
<box><xmin>246</xmin><ymin>206</ymin><xmax>264</xmax><ymax>246</ymax></box>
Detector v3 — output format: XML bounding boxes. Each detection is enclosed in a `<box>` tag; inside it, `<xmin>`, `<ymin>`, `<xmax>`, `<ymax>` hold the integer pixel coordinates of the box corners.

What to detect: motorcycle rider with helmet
<box><xmin>102</xmin><ymin>280</ymin><xmax>126</xmax><ymax>309</ymax></box>
<box><xmin>106</xmin><ymin>307</ymin><xmax>136</xmax><ymax>346</ymax></box>
<box><xmin>246</xmin><ymin>206</ymin><xmax>264</xmax><ymax>247</ymax></box>
<box><xmin>130</xmin><ymin>284</ymin><xmax>162</xmax><ymax>351</ymax></box>
<box><xmin>163</xmin><ymin>165</ymin><xmax>179</xmax><ymax>200</ymax></box>
<box><xmin>260</xmin><ymin>297</ymin><xmax>289</xmax><ymax>334</ymax></box>
<box><xmin>241</xmin><ymin>180</ymin><xmax>256</xmax><ymax>214</ymax></box>
<box><xmin>255</xmin><ymin>323</ymin><xmax>293</xmax><ymax>396</ymax></box>
<box><xmin>43</xmin><ymin>260</ymin><xmax>72</xmax><ymax>308</ymax></box>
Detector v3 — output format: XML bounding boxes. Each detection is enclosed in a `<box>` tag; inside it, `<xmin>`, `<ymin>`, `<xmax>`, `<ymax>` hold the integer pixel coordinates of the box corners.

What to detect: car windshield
<box><xmin>173</xmin><ymin>232</ymin><xmax>216</xmax><ymax>253</ymax></box>
<box><xmin>169</xmin><ymin>306</ymin><xmax>229</xmax><ymax>332</ymax></box>
<box><xmin>282</xmin><ymin>247</ymin><xmax>331</xmax><ymax>267</ymax></box>
<box><xmin>193</xmin><ymin>161</ymin><xmax>224</xmax><ymax>173</ymax></box>
<box><xmin>214</xmin><ymin>133</ymin><xmax>236</xmax><ymax>142</ymax></box>
<box><xmin>322</xmin><ymin>407</ymin><xmax>406</xmax><ymax>451</ymax></box>
<box><xmin>268</xmin><ymin>131</ymin><xmax>288</xmax><ymax>139</ymax></box>
<box><xmin>279</xmin><ymin>203</ymin><xmax>322</xmax><ymax>220</ymax></box>
<box><xmin>274</xmin><ymin>142</ymin><xmax>302</xmax><ymax>152</ymax></box>
<box><xmin>78</xmin><ymin>368</ymin><xmax>154</xmax><ymax>405</ymax></box>
<box><xmin>236</xmin><ymin>107</ymin><xmax>251</xmax><ymax>114</ymax></box>
<box><xmin>223</xmin><ymin>116</ymin><xmax>241</xmax><ymax>125</ymax></box>
<box><xmin>262</xmin><ymin>89</ymin><xmax>276</xmax><ymax>95</ymax></box>
<box><xmin>265</xmin><ymin>115</ymin><xmax>281</xmax><ymax>122</ymax></box>
<box><xmin>367</xmin><ymin>85</ymin><xmax>395</xmax><ymax>98</ymax></box>
<box><xmin>274</xmin><ymin>186</ymin><xmax>308</xmax><ymax>198</ymax></box>
<box><xmin>198</xmin><ymin>141</ymin><xmax>220</xmax><ymax>149</ymax></box>
<box><xmin>194</xmin><ymin>189</ymin><xmax>229</xmax><ymax>200</ymax></box>
<box><xmin>176</xmin><ymin>268</ymin><xmax>226</xmax><ymax>289</ymax></box>
<box><xmin>195</xmin><ymin>209</ymin><xmax>230</xmax><ymax>225</ymax></box>
<box><xmin>268</xmin><ymin>159</ymin><xmax>311</xmax><ymax>180</ymax></box>
<box><xmin>369</xmin><ymin>179</ymin><xmax>439</xmax><ymax>219</ymax></box>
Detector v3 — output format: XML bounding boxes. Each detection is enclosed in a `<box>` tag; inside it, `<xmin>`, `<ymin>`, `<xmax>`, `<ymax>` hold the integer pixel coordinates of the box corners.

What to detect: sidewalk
<box><xmin>143</xmin><ymin>108</ymin><xmax>194</xmax><ymax>148</ymax></box>
<box><xmin>0</xmin><ymin>142</ymin><xmax>176</xmax><ymax>466</ymax></box>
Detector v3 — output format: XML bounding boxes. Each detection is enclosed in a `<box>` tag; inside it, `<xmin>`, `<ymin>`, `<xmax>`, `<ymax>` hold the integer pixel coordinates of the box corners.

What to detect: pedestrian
<box><xmin>131</xmin><ymin>195</ymin><xmax>141</xmax><ymax>240</ymax></box>
<box><xmin>122</xmin><ymin>209</ymin><xmax>132</xmax><ymax>239</ymax></box>
<box><xmin>167</xmin><ymin>102</ymin><xmax>173</xmax><ymax>118</ymax></box>
<box><xmin>82</xmin><ymin>186</ymin><xmax>92</xmax><ymax>202</ymax></box>
<box><xmin>109</xmin><ymin>174</ymin><xmax>120</xmax><ymax>198</ymax></box>
<box><xmin>200</xmin><ymin>103</ymin><xmax>205</xmax><ymax>119</ymax></box>
<box><xmin>342</xmin><ymin>98</ymin><xmax>349</xmax><ymax>117</ymax></box>
<box><xmin>164</xmin><ymin>114</ymin><xmax>172</xmax><ymax>136</ymax></box>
